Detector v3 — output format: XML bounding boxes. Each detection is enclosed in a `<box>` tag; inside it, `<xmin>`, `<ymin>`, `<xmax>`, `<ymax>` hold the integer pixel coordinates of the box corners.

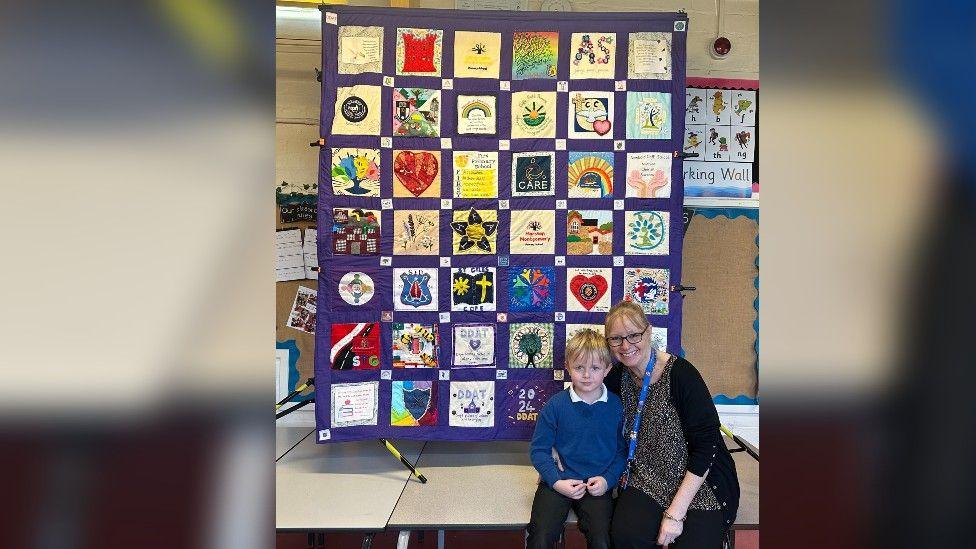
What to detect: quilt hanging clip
<box><xmin>675</xmin><ymin>151</ymin><xmax>699</xmax><ymax>160</ymax></box>
<box><xmin>671</xmin><ymin>284</ymin><xmax>696</xmax><ymax>297</ymax></box>
<box><xmin>310</xmin><ymin>138</ymin><xmax>326</xmax><ymax>148</ymax></box>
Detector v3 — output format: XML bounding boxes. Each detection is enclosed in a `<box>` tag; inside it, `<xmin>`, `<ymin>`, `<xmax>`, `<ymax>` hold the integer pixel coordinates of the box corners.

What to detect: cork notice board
<box><xmin>681</xmin><ymin>208</ymin><xmax>758</xmax><ymax>403</ymax></box>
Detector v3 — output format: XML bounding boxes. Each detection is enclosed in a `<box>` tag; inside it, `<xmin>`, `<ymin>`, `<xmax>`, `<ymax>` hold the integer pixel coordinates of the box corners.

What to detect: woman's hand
<box><xmin>657</xmin><ymin>511</ymin><xmax>684</xmax><ymax>546</ymax></box>
<box><xmin>585</xmin><ymin>476</ymin><xmax>608</xmax><ymax>496</ymax></box>
<box><xmin>553</xmin><ymin>479</ymin><xmax>586</xmax><ymax>500</ymax></box>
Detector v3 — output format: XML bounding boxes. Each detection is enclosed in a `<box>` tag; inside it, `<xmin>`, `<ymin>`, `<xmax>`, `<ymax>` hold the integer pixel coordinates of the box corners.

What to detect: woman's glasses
<box><xmin>605</xmin><ymin>326</ymin><xmax>649</xmax><ymax>347</ymax></box>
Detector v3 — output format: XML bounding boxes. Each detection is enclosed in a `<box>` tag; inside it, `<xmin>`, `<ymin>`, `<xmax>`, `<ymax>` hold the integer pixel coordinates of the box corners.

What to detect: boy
<box><xmin>527</xmin><ymin>329</ymin><xmax>627</xmax><ymax>549</ymax></box>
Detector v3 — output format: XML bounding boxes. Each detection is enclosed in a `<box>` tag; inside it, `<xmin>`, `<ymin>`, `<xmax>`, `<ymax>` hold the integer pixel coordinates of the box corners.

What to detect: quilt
<box><xmin>315</xmin><ymin>6</ymin><xmax>688</xmax><ymax>442</ymax></box>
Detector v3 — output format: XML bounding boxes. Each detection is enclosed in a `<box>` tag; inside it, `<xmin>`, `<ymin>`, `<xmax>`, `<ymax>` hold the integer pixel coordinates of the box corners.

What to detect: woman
<box><xmin>603</xmin><ymin>301</ymin><xmax>739</xmax><ymax>548</ymax></box>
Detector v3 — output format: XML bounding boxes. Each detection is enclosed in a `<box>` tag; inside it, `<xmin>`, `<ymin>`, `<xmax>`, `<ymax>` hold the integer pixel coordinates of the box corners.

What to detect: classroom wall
<box><xmin>275</xmin><ymin>0</ymin><xmax>760</xmax><ymax>419</ymax></box>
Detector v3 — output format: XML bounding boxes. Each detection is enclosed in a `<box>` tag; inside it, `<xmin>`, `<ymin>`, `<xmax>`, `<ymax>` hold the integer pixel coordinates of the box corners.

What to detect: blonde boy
<box><xmin>527</xmin><ymin>329</ymin><xmax>627</xmax><ymax>549</ymax></box>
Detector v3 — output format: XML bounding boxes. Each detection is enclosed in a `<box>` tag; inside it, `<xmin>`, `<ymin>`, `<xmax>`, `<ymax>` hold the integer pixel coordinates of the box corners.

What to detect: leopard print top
<box><xmin>620</xmin><ymin>355</ymin><xmax>721</xmax><ymax>511</ymax></box>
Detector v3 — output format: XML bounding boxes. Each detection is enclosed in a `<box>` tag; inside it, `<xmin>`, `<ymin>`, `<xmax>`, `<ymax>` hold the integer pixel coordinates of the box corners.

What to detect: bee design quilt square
<box><xmin>392</xmin><ymin>323</ymin><xmax>440</xmax><ymax>368</ymax></box>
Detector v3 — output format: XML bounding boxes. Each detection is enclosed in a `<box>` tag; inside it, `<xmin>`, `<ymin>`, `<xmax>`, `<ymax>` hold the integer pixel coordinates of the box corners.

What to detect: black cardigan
<box><xmin>606</xmin><ymin>356</ymin><xmax>740</xmax><ymax>527</ymax></box>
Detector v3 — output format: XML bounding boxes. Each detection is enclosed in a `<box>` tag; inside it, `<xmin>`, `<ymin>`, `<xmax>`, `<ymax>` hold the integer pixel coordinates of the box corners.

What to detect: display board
<box><xmin>315</xmin><ymin>6</ymin><xmax>688</xmax><ymax>442</ymax></box>
<box><xmin>681</xmin><ymin>207</ymin><xmax>758</xmax><ymax>404</ymax></box>
<box><xmin>682</xmin><ymin>77</ymin><xmax>758</xmax><ymax>199</ymax></box>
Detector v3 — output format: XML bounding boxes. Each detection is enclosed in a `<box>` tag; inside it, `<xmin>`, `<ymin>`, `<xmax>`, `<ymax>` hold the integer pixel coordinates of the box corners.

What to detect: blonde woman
<box><xmin>603</xmin><ymin>301</ymin><xmax>739</xmax><ymax>548</ymax></box>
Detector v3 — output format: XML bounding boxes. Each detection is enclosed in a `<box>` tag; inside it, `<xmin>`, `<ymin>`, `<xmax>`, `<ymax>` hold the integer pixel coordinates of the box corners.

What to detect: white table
<box><xmin>276</xmin><ymin>433</ymin><xmax>757</xmax><ymax>546</ymax></box>
<box><xmin>388</xmin><ymin>441</ymin><xmax>539</xmax><ymax>530</ymax></box>
<box><xmin>276</xmin><ymin>432</ymin><xmax>424</xmax><ymax>532</ymax></box>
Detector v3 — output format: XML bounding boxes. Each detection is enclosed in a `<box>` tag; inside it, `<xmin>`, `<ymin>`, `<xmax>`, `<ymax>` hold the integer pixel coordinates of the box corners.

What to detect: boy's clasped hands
<box><xmin>553</xmin><ymin>476</ymin><xmax>609</xmax><ymax>499</ymax></box>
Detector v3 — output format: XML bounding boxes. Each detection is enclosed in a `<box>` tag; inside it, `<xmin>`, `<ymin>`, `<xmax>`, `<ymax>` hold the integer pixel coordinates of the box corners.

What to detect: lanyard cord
<box><xmin>621</xmin><ymin>353</ymin><xmax>656</xmax><ymax>489</ymax></box>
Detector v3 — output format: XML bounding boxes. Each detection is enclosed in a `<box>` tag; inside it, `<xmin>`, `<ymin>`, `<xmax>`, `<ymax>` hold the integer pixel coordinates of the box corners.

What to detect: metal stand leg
<box><xmin>362</xmin><ymin>532</ymin><xmax>375</xmax><ymax>549</ymax></box>
<box><xmin>438</xmin><ymin>529</ymin><xmax>445</xmax><ymax>549</ymax></box>
<box><xmin>396</xmin><ymin>530</ymin><xmax>411</xmax><ymax>549</ymax></box>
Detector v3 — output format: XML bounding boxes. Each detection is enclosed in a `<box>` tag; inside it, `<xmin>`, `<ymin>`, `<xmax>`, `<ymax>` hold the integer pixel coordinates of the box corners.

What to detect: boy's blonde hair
<box><xmin>565</xmin><ymin>328</ymin><xmax>613</xmax><ymax>367</ymax></box>
<box><xmin>604</xmin><ymin>300</ymin><xmax>651</xmax><ymax>334</ymax></box>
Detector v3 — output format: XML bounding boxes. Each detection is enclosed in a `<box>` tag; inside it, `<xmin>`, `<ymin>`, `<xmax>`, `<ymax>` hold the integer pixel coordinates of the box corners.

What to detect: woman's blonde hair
<box><xmin>604</xmin><ymin>300</ymin><xmax>651</xmax><ymax>334</ymax></box>
<box><xmin>564</xmin><ymin>328</ymin><xmax>612</xmax><ymax>367</ymax></box>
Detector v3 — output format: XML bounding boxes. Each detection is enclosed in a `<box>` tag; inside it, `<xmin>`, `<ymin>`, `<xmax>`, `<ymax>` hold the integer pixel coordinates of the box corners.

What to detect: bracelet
<box><xmin>663</xmin><ymin>510</ymin><xmax>686</xmax><ymax>523</ymax></box>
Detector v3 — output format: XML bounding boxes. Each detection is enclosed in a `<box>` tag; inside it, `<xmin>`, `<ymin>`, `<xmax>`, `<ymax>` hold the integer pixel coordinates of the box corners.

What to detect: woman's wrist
<box><xmin>662</xmin><ymin>509</ymin><xmax>686</xmax><ymax>523</ymax></box>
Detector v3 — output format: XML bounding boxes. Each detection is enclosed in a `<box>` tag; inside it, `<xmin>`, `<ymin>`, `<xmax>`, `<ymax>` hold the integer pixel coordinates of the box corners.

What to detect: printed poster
<box><xmin>683</xmin><ymin>160</ymin><xmax>752</xmax><ymax>198</ymax></box>
<box><xmin>704</xmin><ymin>125</ymin><xmax>732</xmax><ymax>161</ymax></box>
<box><xmin>705</xmin><ymin>89</ymin><xmax>732</xmax><ymax>124</ymax></box>
<box><xmin>731</xmin><ymin>90</ymin><xmax>757</xmax><ymax>125</ymax></box>
<box><xmin>684</xmin><ymin>83</ymin><xmax>758</xmax><ymax>197</ymax></box>
<box><xmin>685</xmin><ymin>88</ymin><xmax>707</xmax><ymax>125</ymax></box>
<box><xmin>732</xmin><ymin>125</ymin><xmax>755</xmax><ymax>163</ymax></box>
<box><xmin>683</xmin><ymin>124</ymin><xmax>706</xmax><ymax>158</ymax></box>
<box><xmin>286</xmin><ymin>286</ymin><xmax>317</xmax><ymax>334</ymax></box>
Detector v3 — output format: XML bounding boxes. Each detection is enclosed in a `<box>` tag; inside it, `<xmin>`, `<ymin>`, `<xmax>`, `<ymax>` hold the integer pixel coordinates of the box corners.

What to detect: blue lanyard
<box><xmin>621</xmin><ymin>353</ymin><xmax>656</xmax><ymax>489</ymax></box>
